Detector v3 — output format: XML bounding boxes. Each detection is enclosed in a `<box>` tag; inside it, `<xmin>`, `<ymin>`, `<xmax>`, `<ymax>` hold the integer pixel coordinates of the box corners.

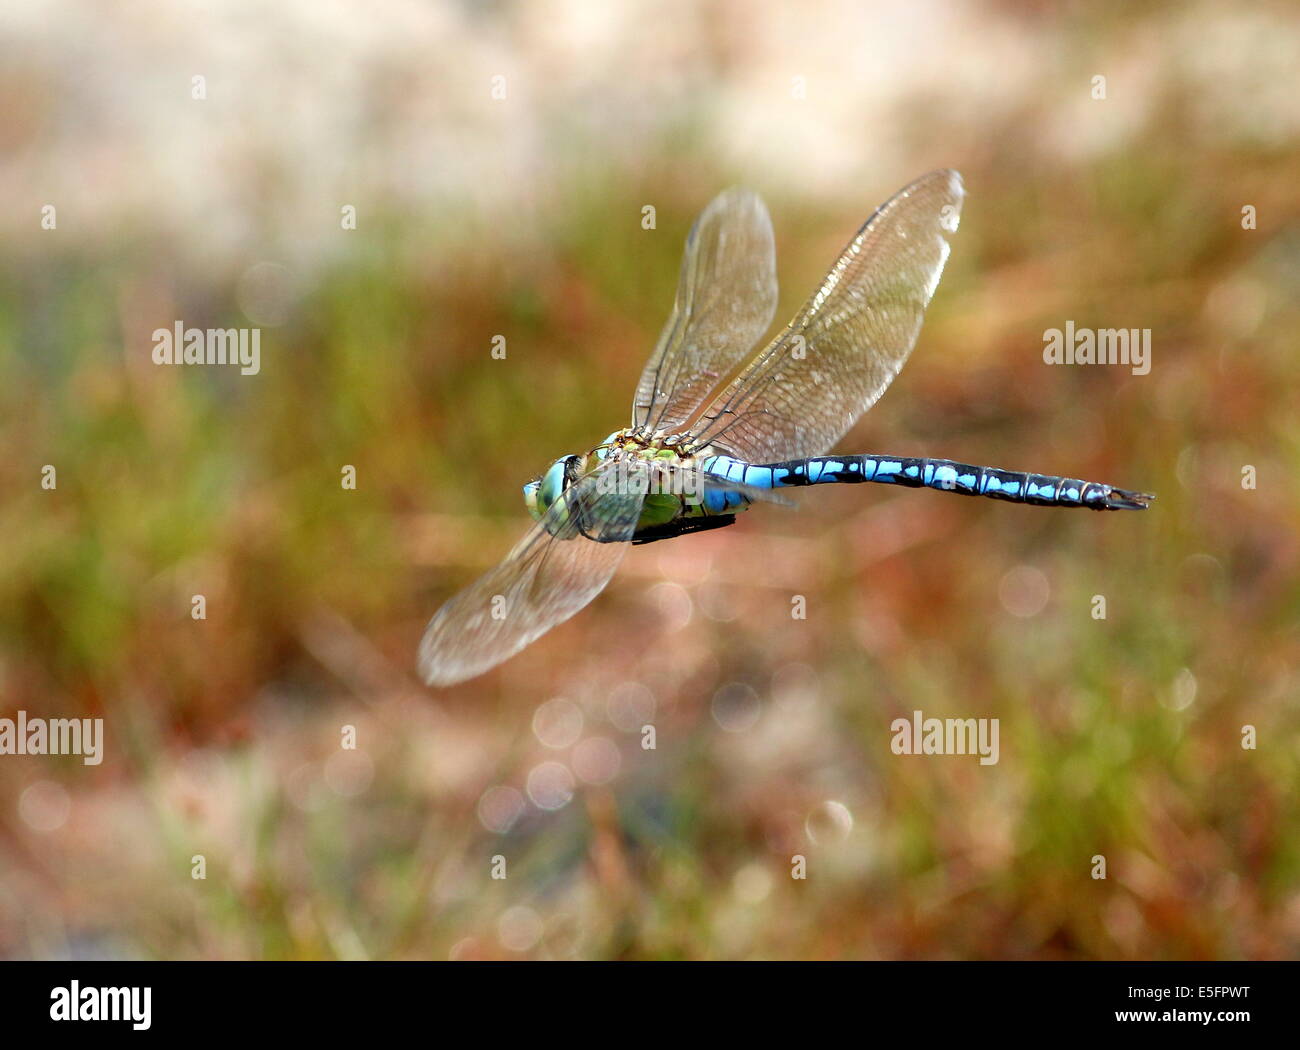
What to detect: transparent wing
<box><xmin>665</xmin><ymin>460</ymin><xmax>795</xmax><ymax>508</ymax></box>
<box><xmin>418</xmin><ymin>462</ymin><xmax>645</xmax><ymax>687</ymax></box>
<box><xmin>682</xmin><ymin>169</ymin><xmax>964</xmax><ymax>462</ymax></box>
<box><xmin>632</xmin><ymin>188</ymin><xmax>779</xmax><ymax>435</ymax></box>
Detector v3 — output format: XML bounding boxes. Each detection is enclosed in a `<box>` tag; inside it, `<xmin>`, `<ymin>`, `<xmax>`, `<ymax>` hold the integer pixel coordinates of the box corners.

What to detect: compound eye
<box><xmin>522</xmin><ymin>478</ymin><xmax>542</xmax><ymax>520</ymax></box>
<box><xmin>537</xmin><ymin>456</ymin><xmax>579</xmax><ymax>510</ymax></box>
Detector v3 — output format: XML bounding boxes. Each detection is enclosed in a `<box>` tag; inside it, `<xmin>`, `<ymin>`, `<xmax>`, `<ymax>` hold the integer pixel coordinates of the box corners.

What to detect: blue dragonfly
<box><xmin>419</xmin><ymin>170</ymin><xmax>1152</xmax><ymax>686</ymax></box>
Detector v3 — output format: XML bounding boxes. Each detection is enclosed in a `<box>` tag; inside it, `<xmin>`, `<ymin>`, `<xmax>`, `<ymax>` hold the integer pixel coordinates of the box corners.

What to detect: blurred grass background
<box><xmin>1</xmin><ymin>0</ymin><xmax>1298</xmax><ymax>959</ymax></box>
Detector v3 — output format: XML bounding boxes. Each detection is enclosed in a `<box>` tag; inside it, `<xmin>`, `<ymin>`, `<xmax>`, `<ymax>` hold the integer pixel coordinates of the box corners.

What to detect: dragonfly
<box><xmin>419</xmin><ymin>170</ymin><xmax>1153</xmax><ymax>687</ymax></box>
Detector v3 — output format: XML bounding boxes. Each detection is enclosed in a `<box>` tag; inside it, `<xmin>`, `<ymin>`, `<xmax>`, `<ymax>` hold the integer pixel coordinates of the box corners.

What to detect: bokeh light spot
<box><xmin>477</xmin><ymin>785</ymin><xmax>526</xmax><ymax>833</ymax></box>
<box><xmin>498</xmin><ymin>905</ymin><xmax>543</xmax><ymax>952</ymax></box>
<box><xmin>732</xmin><ymin>863</ymin><xmax>773</xmax><ymax>904</ymax></box>
<box><xmin>526</xmin><ymin>761</ymin><xmax>575</xmax><ymax>810</ymax></box>
<box><xmin>805</xmin><ymin>800</ymin><xmax>853</xmax><ymax>844</ymax></box>
<box><xmin>998</xmin><ymin>564</ymin><xmax>1050</xmax><ymax>618</ymax></box>
<box><xmin>607</xmin><ymin>681</ymin><xmax>656</xmax><ymax>732</ymax></box>
<box><xmin>1161</xmin><ymin>667</ymin><xmax>1198</xmax><ymax>711</ymax></box>
<box><xmin>649</xmin><ymin>581</ymin><xmax>693</xmax><ymax>631</ymax></box>
<box><xmin>532</xmin><ymin>697</ymin><xmax>584</xmax><ymax>749</ymax></box>
<box><xmin>572</xmin><ymin>736</ymin><xmax>621</xmax><ymax>784</ymax></box>
<box><xmin>236</xmin><ymin>261</ymin><xmax>298</xmax><ymax>326</ymax></box>
<box><xmin>711</xmin><ymin>682</ymin><xmax>762</xmax><ymax>733</ymax></box>
<box><xmin>19</xmin><ymin>780</ymin><xmax>71</xmax><ymax>833</ymax></box>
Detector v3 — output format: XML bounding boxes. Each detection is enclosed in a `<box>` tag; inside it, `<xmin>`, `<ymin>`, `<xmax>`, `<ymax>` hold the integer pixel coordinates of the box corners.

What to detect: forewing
<box><xmin>683</xmin><ymin>169</ymin><xmax>964</xmax><ymax>462</ymax></box>
<box><xmin>418</xmin><ymin>463</ymin><xmax>644</xmax><ymax>687</ymax></box>
<box><xmin>632</xmin><ymin>188</ymin><xmax>779</xmax><ymax>434</ymax></box>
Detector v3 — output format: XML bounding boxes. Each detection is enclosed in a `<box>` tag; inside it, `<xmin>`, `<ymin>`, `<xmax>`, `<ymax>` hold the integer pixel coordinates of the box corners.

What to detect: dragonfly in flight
<box><xmin>419</xmin><ymin>170</ymin><xmax>1153</xmax><ymax>686</ymax></box>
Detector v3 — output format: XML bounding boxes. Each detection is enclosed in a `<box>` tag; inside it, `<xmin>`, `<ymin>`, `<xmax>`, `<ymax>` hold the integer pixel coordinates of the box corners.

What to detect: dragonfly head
<box><xmin>523</xmin><ymin>454</ymin><xmax>582</xmax><ymax>521</ymax></box>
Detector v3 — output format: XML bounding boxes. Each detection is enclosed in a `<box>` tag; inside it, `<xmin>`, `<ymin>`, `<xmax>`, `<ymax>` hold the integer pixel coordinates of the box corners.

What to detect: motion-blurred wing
<box><xmin>418</xmin><ymin>464</ymin><xmax>644</xmax><ymax>687</ymax></box>
<box><xmin>683</xmin><ymin>170</ymin><xmax>964</xmax><ymax>462</ymax></box>
<box><xmin>632</xmin><ymin>188</ymin><xmax>779</xmax><ymax>435</ymax></box>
